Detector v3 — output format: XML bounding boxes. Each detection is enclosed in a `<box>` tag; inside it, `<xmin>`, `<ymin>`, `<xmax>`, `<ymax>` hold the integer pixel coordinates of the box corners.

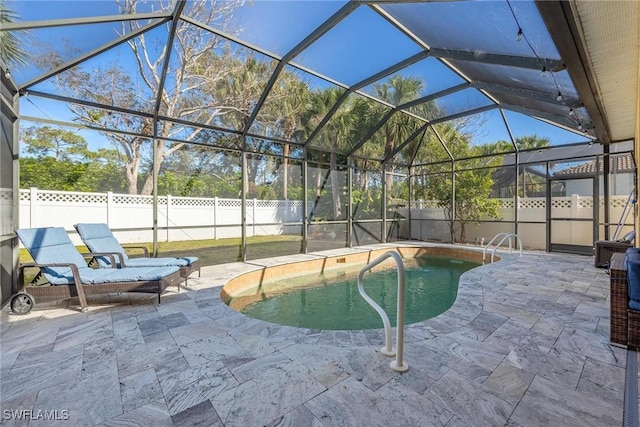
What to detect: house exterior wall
<box><xmin>564</xmin><ymin>173</ymin><xmax>634</xmax><ymax>196</ymax></box>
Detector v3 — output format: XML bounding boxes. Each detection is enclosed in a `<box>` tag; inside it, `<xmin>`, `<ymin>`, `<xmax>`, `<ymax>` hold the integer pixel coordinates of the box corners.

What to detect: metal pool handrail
<box><xmin>482</xmin><ymin>232</ymin><xmax>523</xmax><ymax>264</ymax></box>
<box><xmin>357</xmin><ymin>250</ymin><xmax>409</xmax><ymax>373</ymax></box>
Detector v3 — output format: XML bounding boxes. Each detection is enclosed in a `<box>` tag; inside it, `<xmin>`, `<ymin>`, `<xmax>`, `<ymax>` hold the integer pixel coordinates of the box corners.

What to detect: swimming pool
<box><xmin>222</xmin><ymin>247</ymin><xmax>482</xmax><ymax>330</ymax></box>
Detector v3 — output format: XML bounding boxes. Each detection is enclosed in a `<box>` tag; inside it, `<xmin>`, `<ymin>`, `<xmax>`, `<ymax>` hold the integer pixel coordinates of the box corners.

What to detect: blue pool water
<box><xmin>235</xmin><ymin>256</ymin><xmax>479</xmax><ymax>330</ymax></box>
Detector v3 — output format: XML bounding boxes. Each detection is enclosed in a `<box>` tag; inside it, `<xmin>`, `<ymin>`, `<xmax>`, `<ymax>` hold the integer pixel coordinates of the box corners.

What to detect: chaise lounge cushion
<box><xmin>74</xmin><ymin>223</ymin><xmax>131</xmax><ymax>265</ymax></box>
<box><xmin>16</xmin><ymin>227</ymin><xmax>180</xmax><ymax>285</ymax></box>
<box><xmin>124</xmin><ymin>257</ymin><xmax>197</xmax><ymax>267</ymax></box>
<box><xmin>75</xmin><ymin>223</ymin><xmax>198</xmax><ymax>268</ymax></box>
<box><xmin>50</xmin><ymin>265</ymin><xmax>180</xmax><ymax>285</ymax></box>
<box><xmin>17</xmin><ymin>227</ymin><xmax>90</xmax><ymax>282</ymax></box>
<box><xmin>626</xmin><ymin>247</ymin><xmax>640</xmax><ymax>310</ymax></box>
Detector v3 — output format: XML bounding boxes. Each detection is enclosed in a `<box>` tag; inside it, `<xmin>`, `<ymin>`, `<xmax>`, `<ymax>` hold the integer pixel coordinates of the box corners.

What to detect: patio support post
<box><xmin>408</xmin><ymin>165</ymin><xmax>414</xmax><ymax>241</ymax></box>
<box><xmin>603</xmin><ymin>147</ymin><xmax>610</xmax><ymax>240</ymax></box>
<box><xmin>451</xmin><ymin>161</ymin><xmax>456</xmax><ymax>244</ymax></box>
<box><xmin>500</xmin><ymin>107</ymin><xmax>519</xmax><ymax>236</ymax></box>
<box><xmin>1</xmin><ymin>70</ymin><xmax>20</xmax><ymax>306</ymax></box>
<box><xmin>241</xmin><ymin>148</ymin><xmax>247</xmax><ymax>262</ymax></box>
<box><xmin>348</xmin><ymin>159</ymin><xmax>353</xmax><ymax>248</ymax></box>
<box><xmin>382</xmin><ymin>163</ymin><xmax>387</xmax><ymax>244</ymax></box>
<box><xmin>595</xmin><ymin>156</ymin><xmax>601</xmax><ymax>242</ymax></box>
<box><xmin>149</xmin><ymin>1</ymin><xmax>185</xmax><ymax>257</ymax></box>
<box><xmin>29</xmin><ymin>187</ymin><xmax>37</xmax><ymax>227</ymax></box>
<box><xmin>152</xmin><ymin>137</ymin><xmax>158</xmax><ymax>256</ymax></box>
<box><xmin>514</xmin><ymin>151</ymin><xmax>520</xmax><ymax>236</ymax></box>
<box><xmin>545</xmin><ymin>161</ymin><xmax>551</xmax><ymax>253</ymax></box>
<box><xmin>302</xmin><ymin>148</ymin><xmax>308</xmax><ymax>254</ymax></box>
<box><xmin>635</xmin><ymin>50</ymin><xmax>640</xmax><ymax>247</ymax></box>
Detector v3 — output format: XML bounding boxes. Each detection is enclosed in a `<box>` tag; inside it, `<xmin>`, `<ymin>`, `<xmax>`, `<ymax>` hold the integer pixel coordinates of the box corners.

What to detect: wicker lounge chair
<box><xmin>594</xmin><ymin>230</ymin><xmax>636</xmax><ymax>268</ymax></box>
<box><xmin>74</xmin><ymin>223</ymin><xmax>201</xmax><ymax>284</ymax></box>
<box><xmin>12</xmin><ymin>227</ymin><xmax>182</xmax><ymax>314</ymax></box>
<box><xmin>610</xmin><ymin>249</ymin><xmax>640</xmax><ymax>349</ymax></box>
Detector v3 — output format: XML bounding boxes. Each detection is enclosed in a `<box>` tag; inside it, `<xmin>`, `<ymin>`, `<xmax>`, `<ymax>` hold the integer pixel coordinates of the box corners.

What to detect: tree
<box><xmin>481</xmin><ymin>134</ymin><xmax>551</xmax><ymax>155</ymax></box>
<box><xmin>157</xmin><ymin>142</ymin><xmax>241</xmax><ymax>197</ymax></box>
<box><xmin>451</xmin><ymin>165</ymin><xmax>502</xmax><ymax>243</ymax></box>
<box><xmin>0</xmin><ymin>2</ymin><xmax>29</xmax><ymax>69</ymax></box>
<box><xmin>213</xmin><ymin>54</ymin><xmax>279</xmax><ymax>197</ymax></box>
<box><xmin>302</xmin><ymin>87</ymin><xmax>351</xmax><ymax>221</ymax></box>
<box><xmin>21</xmin><ymin>126</ymin><xmax>89</xmax><ymax>161</ymax></box>
<box><xmin>19</xmin><ymin>124</ymin><xmax>126</xmax><ymax>191</ymax></box>
<box><xmin>487</xmin><ymin>135</ymin><xmax>551</xmax><ymax>197</ymax></box>
<box><xmin>346</xmin><ymin>96</ymin><xmax>382</xmax><ymax>211</ymax></box>
<box><xmin>374</xmin><ymin>76</ymin><xmax>425</xmax><ymax>164</ymax></box>
<box><xmin>423</xmin><ymin>123</ymin><xmax>502</xmax><ymax>243</ymax></box>
<box><xmin>516</xmin><ymin>135</ymin><xmax>551</xmax><ymax>197</ymax></box>
<box><xmin>255</xmin><ymin>69</ymin><xmax>310</xmax><ymax>199</ymax></box>
<box><xmin>20</xmin><ymin>153</ymin><xmax>126</xmax><ymax>192</ymax></box>
<box><xmin>34</xmin><ymin>0</ymin><xmax>245</xmax><ymax>195</ymax></box>
<box><xmin>368</xmin><ymin>76</ymin><xmax>440</xmax><ymax>212</ymax></box>
<box><xmin>516</xmin><ymin>134</ymin><xmax>551</xmax><ymax>150</ymax></box>
<box><xmin>20</xmin><ymin>157</ymin><xmax>86</xmax><ymax>191</ymax></box>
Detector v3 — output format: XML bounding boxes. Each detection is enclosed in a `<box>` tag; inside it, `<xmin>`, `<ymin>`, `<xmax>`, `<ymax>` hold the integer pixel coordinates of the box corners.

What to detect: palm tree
<box><xmin>373</xmin><ymin>76</ymin><xmax>425</xmax><ymax>198</ymax></box>
<box><xmin>255</xmin><ymin>69</ymin><xmax>310</xmax><ymax>199</ymax></box>
<box><xmin>213</xmin><ymin>53</ymin><xmax>277</xmax><ymax>197</ymax></box>
<box><xmin>516</xmin><ymin>134</ymin><xmax>551</xmax><ymax>150</ymax></box>
<box><xmin>302</xmin><ymin>87</ymin><xmax>351</xmax><ymax>221</ymax></box>
<box><xmin>376</xmin><ymin>77</ymin><xmax>424</xmax><ymax>150</ymax></box>
<box><xmin>0</xmin><ymin>2</ymin><xmax>29</xmax><ymax>69</ymax></box>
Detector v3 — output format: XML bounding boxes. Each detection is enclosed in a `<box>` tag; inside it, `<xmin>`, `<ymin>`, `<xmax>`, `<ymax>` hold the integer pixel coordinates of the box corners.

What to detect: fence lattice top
<box><xmin>19</xmin><ymin>189</ymin><xmax>629</xmax><ymax>210</ymax></box>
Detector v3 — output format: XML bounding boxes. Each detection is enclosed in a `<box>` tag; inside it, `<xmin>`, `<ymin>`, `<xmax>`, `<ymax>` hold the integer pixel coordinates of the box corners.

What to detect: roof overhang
<box><xmin>536</xmin><ymin>0</ymin><xmax>639</xmax><ymax>145</ymax></box>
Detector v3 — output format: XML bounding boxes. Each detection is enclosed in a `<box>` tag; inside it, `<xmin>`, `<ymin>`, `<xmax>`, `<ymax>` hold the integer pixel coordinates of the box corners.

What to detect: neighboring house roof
<box><xmin>552</xmin><ymin>154</ymin><xmax>635</xmax><ymax>178</ymax></box>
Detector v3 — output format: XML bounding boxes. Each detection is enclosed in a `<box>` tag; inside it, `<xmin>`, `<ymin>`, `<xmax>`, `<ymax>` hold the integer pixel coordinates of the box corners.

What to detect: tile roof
<box><xmin>553</xmin><ymin>154</ymin><xmax>634</xmax><ymax>177</ymax></box>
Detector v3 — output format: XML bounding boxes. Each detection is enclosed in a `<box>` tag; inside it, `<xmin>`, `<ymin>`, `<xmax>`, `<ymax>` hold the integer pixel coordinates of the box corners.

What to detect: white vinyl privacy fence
<box><xmin>410</xmin><ymin>194</ymin><xmax>632</xmax><ymax>249</ymax></box>
<box><xmin>19</xmin><ymin>188</ymin><xmax>305</xmax><ymax>245</ymax></box>
<box><xmin>19</xmin><ymin>188</ymin><xmax>631</xmax><ymax>249</ymax></box>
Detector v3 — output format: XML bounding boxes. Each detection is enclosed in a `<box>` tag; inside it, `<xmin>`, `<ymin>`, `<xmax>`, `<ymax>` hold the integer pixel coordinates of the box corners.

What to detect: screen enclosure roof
<box><xmin>2</xmin><ymin>0</ymin><xmax>637</xmax><ymax>164</ymax></box>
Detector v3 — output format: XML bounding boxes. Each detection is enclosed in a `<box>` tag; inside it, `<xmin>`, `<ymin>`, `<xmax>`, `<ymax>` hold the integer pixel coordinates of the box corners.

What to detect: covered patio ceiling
<box><xmin>2</xmin><ymin>0</ymin><xmax>638</xmax><ymax>163</ymax></box>
<box><xmin>537</xmin><ymin>1</ymin><xmax>639</xmax><ymax>145</ymax></box>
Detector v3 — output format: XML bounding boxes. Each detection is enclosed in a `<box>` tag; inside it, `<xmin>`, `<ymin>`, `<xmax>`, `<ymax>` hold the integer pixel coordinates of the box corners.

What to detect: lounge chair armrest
<box><xmin>19</xmin><ymin>262</ymin><xmax>37</xmax><ymax>268</ymax></box>
<box><xmin>80</xmin><ymin>251</ymin><xmax>124</xmax><ymax>268</ymax></box>
<box><xmin>27</xmin><ymin>262</ymin><xmax>83</xmax><ymax>285</ymax></box>
<box><xmin>122</xmin><ymin>246</ymin><xmax>150</xmax><ymax>257</ymax></box>
<box><xmin>89</xmin><ymin>252</ymin><xmax>122</xmax><ymax>268</ymax></box>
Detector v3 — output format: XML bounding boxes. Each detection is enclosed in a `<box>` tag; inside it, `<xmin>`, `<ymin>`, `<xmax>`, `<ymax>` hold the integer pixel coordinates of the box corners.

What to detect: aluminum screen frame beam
<box><xmin>535</xmin><ymin>0</ymin><xmax>611</xmax><ymax>144</ymax></box>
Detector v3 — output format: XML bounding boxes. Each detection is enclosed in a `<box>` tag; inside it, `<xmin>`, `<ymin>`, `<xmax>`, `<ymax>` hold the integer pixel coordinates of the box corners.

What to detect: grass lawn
<box><xmin>15</xmin><ymin>234</ymin><xmax>371</xmax><ymax>291</ymax></box>
<box><xmin>19</xmin><ymin>235</ymin><xmax>348</xmax><ymax>267</ymax></box>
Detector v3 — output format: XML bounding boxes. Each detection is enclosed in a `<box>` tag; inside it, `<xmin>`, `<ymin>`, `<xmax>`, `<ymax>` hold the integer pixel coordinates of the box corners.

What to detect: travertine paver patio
<box><xmin>0</xmin><ymin>243</ymin><xmax>628</xmax><ymax>426</ymax></box>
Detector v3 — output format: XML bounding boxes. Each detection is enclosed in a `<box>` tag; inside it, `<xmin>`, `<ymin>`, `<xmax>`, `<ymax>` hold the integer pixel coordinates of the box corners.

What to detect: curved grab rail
<box><xmin>482</xmin><ymin>232</ymin><xmax>523</xmax><ymax>264</ymax></box>
<box><xmin>357</xmin><ymin>250</ymin><xmax>409</xmax><ymax>373</ymax></box>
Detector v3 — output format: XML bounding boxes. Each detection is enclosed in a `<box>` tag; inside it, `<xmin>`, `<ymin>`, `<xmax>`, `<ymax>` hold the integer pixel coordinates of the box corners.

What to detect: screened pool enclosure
<box><xmin>1</xmin><ymin>1</ymin><xmax>638</xmax><ymax>306</ymax></box>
